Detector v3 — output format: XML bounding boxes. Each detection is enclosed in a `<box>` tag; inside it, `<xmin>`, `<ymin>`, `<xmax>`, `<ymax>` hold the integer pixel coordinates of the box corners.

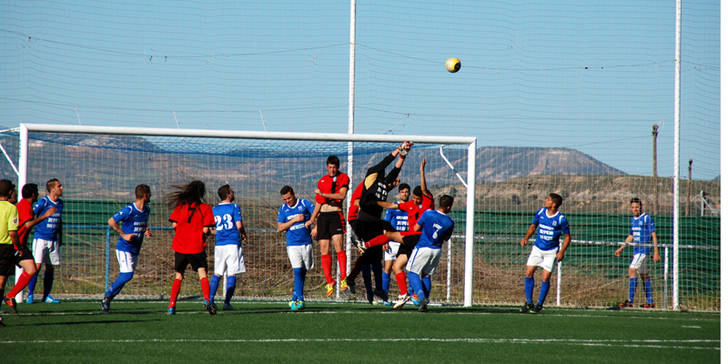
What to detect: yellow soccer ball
<box><xmin>445</xmin><ymin>57</ymin><xmax>461</xmax><ymax>73</ymax></box>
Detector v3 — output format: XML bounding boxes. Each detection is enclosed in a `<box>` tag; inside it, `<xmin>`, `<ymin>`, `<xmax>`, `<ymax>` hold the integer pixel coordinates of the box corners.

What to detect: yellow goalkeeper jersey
<box><xmin>0</xmin><ymin>200</ymin><xmax>18</xmax><ymax>245</ymax></box>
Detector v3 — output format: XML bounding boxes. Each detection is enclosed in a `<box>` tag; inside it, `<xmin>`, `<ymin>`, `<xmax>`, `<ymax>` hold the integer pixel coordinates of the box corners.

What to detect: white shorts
<box><xmin>214</xmin><ymin>244</ymin><xmax>246</xmax><ymax>276</ymax></box>
<box><xmin>526</xmin><ymin>245</ymin><xmax>557</xmax><ymax>272</ymax></box>
<box><xmin>383</xmin><ymin>241</ymin><xmax>401</xmax><ymax>261</ymax></box>
<box><xmin>116</xmin><ymin>250</ymin><xmax>139</xmax><ymax>273</ymax></box>
<box><xmin>405</xmin><ymin>246</ymin><xmax>442</xmax><ymax>276</ymax></box>
<box><xmin>287</xmin><ymin>244</ymin><xmax>314</xmax><ymax>270</ymax></box>
<box><xmin>32</xmin><ymin>238</ymin><xmax>61</xmax><ymax>265</ymax></box>
<box><xmin>629</xmin><ymin>253</ymin><xmax>649</xmax><ymax>274</ymax></box>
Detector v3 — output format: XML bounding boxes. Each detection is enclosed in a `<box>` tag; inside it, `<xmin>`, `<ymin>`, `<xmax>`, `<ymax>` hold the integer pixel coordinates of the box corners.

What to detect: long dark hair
<box><xmin>167</xmin><ymin>180</ymin><xmax>206</xmax><ymax>207</ymax></box>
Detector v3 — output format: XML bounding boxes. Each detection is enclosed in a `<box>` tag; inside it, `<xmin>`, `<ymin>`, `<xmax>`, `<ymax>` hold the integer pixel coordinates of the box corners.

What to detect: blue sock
<box><xmin>643</xmin><ymin>279</ymin><xmax>653</xmax><ymax>304</ymax></box>
<box><xmin>209</xmin><ymin>275</ymin><xmax>221</xmax><ymax>304</ymax></box>
<box><xmin>382</xmin><ymin>272</ymin><xmax>391</xmax><ymax>295</ymax></box>
<box><xmin>293</xmin><ymin>268</ymin><xmax>305</xmax><ymax>301</ymax></box>
<box><xmin>407</xmin><ymin>272</ymin><xmax>425</xmax><ymax>302</ymax></box>
<box><xmin>422</xmin><ymin>276</ymin><xmax>432</xmax><ymax>299</ymax></box>
<box><xmin>361</xmin><ymin>264</ymin><xmax>373</xmax><ymax>297</ymax></box>
<box><xmin>524</xmin><ymin>277</ymin><xmax>534</xmax><ymax>304</ymax></box>
<box><xmin>42</xmin><ymin>269</ymin><xmax>54</xmax><ymax>300</ymax></box>
<box><xmin>107</xmin><ymin>272</ymin><xmax>134</xmax><ymax>298</ymax></box>
<box><xmin>28</xmin><ymin>272</ymin><xmax>38</xmax><ymax>296</ymax></box>
<box><xmin>224</xmin><ymin>276</ymin><xmax>236</xmax><ymax>304</ymax></box>
<box><xmin>537</xmin><ymin>281</ymin><xmax>550</xmax><ymax>305</ymax></box>
<box><xmin>629</xmin><ymin>277</ymin><xmax>638</xmax><ymax>302</ymax></box>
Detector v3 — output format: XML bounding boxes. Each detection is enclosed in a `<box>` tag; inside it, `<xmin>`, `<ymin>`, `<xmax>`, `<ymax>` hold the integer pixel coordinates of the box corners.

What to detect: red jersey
<box><xmin>347</xmin><ymin>181</ymin><xmax>364</xmax><ymax>222</ymax></box>
<box><xmin>16</xmin><ymin>198</ymin><xmax>34</xmax><ymax>247</ymax></box>
<box><xmin>315</xmin><ymin>172</ymin><xmax>350</xmax><ymax>208</ymax></box>
<box><xmin>169</xmin><ymin>202</ymin><xmax>215</xmax><ymax>254</ymax></box>
<box><xmin>398</xmin><ymin>192</ymin><xmax>434</xmax><ymax>231</ymax></box>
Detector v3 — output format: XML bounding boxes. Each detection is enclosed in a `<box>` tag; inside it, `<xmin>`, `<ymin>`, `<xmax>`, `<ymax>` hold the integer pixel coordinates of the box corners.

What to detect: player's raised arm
<box><xmin>419</xmin><ymin>158</ymin><xmax>430</xmax><ymax>197</ymax></box>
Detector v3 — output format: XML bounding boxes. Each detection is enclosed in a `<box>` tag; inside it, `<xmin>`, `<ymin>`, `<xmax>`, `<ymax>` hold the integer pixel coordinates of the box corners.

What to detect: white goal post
<box><xmin>17</xmin><ymin>123</ymin><xmax>477</xmax><ymax>306</ymax></box>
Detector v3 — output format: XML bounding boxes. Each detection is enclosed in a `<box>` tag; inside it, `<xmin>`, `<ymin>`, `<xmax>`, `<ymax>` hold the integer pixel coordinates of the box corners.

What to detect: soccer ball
<box><xmin>445</xmin><ymin>57</ymin><xmax>461</xmax><ymax>73</ymax></box>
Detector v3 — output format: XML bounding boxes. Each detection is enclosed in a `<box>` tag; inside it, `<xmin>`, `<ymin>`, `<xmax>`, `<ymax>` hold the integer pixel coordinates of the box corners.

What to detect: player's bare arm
<box><xmin>25</xmin><ymin>206</ymin><xmax>57</xmax><ymax>229</ymax></box>
<box><xmin>144</xmin><ymin>227</ymin><xmax>152</xmax><ymax>238</ymax></box>
<box><xmin>108</xmin><ymin>216</ymin><xmax>135</xmax><ymax>242</ymax></box>
<box><xmin>520</xmin><ymin>224</ymin><xmax>537</xmax><ymax>247</ymax></box>
<box><xmin>277</xmin><ymin>214</ymin><xmax>305</xmax><ymax>233</ymax></box>
<box><xmin>652</xmin><ymin>232</ymin><xmax>660</xmax><ymax>262</ymax></box>
<box><xmin>556</xmin><ymin>233</ymin><xmax>571</xmax><ymax>262</ymax></box>
<box><xmin>420</xmin><ymin>158</ymin><xmax>429</xmax><ymax>195</ymax></box>
<box><xmin>237</xmin><ymin>221</ymin><xmax>248</xmax><ymax>241</ymax></box>
<box><xmin>615</xmin><ymin>235</ymin><xmax>633</xmax><ymax>257</ymax></box>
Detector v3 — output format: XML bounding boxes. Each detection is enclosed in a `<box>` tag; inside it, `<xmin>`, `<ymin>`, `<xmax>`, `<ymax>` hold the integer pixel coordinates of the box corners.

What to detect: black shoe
<box><xmin>0</xmin><ymin>316</ymin><xmax>5</xmax><ymax>327</ymax></box>
<box><xmin>203</xmin><ymin>300</ymin><xmax>217</xmax><ymax>315</ymax></box>
<box><xmin>418</xmin><ymin>302</ymin><xmax>428</xmax><ymax>312</ymax></box>
<box><xmin>345</xmin><ymin>276</ymin><xmax>357</xmax><ymax>295</ymax></box>
<box><xmin>529</xmin><ymin>304</ymin><xmax>543</xmax><ymax>313</ymax></box>
<box><xmin>520</xmin><ymin>302</ymin><xmax>533</xmax><ymax>313</ymax></box>
<box><xmin>619</xmin><ymin>300</ymin><xmax>633</xmax><ymax>308</ymax></box>
<box><xmin>3</xmin><ymin>297</ymin><xmax>17</xmax><ymax>314</ymax></box>
<box><xmin>100</xmin><ymin>296</ymin><xmax>111</xmax><ymax>313</ymax></box>
<box><xmin>373</xmin><ymin>289</ymin><xmax>388</xmax><ymax>302</ymax></box>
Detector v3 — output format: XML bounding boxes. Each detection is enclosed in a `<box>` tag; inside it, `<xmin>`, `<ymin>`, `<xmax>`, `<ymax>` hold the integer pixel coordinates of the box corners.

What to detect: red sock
<box><xmin>365</xmin><ymin>234</ymin><xmax>390</xmax><ymax>248</ymax></box>
<box><xmin>336</xmin><ymin>251</ymin><xmax>347</xmax><ymax>281</ymax></box>
<box><xmin>321</xmin><ymin>254</ymin><xmax>334</xmax><ymax>284</ymax></box>
<box><xmin>200</xmin><ymin>277</ymin><xmax>210</xmax><ymax>301</ymax></box>
<box><xmin>6</xmin><ymin>272</ymin><xmax>33</xmax><ymax>298</ymax></box>
<box><xmin>169</xmin><ymin>278</ymin><xmax>182</xmax><ymax>308</ymax></box>
<box><xmin>395</xmin><ymin>272</ymin><xmax>408</xmax><ymax>295</ymax></box>
<box><xmin>400</xmin><ymin>231</ymin><xmax>422</xmax><ymax>238</ymax></box>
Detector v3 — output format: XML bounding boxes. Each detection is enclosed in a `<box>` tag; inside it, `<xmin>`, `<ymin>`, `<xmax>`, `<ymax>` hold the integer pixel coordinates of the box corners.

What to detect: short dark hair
<box><xmin>412</xmin><ymin>185</ymin><xmax>423</xmax><ymax>197</ymax></box>
<box><xmin>217</xmin><ymin>184</ymin><xmax>232</xmax><ymax>200</ymax></box>
<box><xmin>398</xmin><ymin>183</ymin><xmax>411</xmax><ymax>192</ymax></box>
<box><xmin>549</xmin><ymin>193</ymin><xmax>563</xmax><ymax>209</ymax></box>
<box><xmin>0</xmin><ymin>179</ymin><xmax>15</xmax><ymax>198</ymax></box>
<box><xmin>280</xmin><ymin>185</ymin><xmax>294</xmax><ymax>196</ymax></box>
<box><xmin>46</xmin><ymin>178</ymin><xmax>60</xmax><ymax>192</ymax></box>
<box><xmin>21</xmin><ymin>183</ymin><xmax>38</xmax><ymax>199</ymax></box>
<box><xmin>135</xmin><ymin>184</ymin><xmax>151</xmax><ymax>199</ymax></box>
<box><xmin>439</xmin><ymin>194</ymin><xmax>454</xmax><ymax>209</ymax></box>
<box><xmin>630</xmin><ymin>197</ymin><xmax>642</xmax><ymax>207</ymax></box>
<box><xmin>326</xmin><ymin>155</ymin><xmax>340</xmax><ymax>168</ymax></box>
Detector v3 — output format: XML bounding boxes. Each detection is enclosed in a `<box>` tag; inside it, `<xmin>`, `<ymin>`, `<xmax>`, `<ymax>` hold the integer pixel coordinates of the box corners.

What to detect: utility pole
<box><xmin>652</xmin><ymin>124</ymin><xmax>659</xmax><ymax>213</ymax></box>
<box><xmin>685</xmin><ymin>159</ymin><xmax>692</xmax><ymax>216</ymax></box>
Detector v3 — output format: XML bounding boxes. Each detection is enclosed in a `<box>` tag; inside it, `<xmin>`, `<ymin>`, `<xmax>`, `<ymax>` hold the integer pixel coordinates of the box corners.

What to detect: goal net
<box><xmin>13</xmin><ymin>123</ymin><xmax>477</xmax><ymax>306</ymax></box>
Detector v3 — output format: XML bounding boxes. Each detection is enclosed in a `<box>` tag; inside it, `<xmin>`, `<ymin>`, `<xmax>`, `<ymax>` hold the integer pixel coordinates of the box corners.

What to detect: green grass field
<box><xmin>2</xmin><ymin>301</ymin><xmax>719</xmax><ymax>363</ymax></box>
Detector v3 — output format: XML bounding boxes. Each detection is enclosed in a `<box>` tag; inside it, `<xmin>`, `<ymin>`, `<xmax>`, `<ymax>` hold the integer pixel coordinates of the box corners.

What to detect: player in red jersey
<box><xmin>166</xmin><ymin>180</ymin><xmax>217</xmax><ymax>315</ymax></box>
<box><xmin>2</xmin><ymin>184</ymin><xmax>56</xmax><ymax>312</ymax></box>
<box><xmin>310</xmin><ymin>155</ymin><xmax>350</xmax><ymax>296</ymax></box>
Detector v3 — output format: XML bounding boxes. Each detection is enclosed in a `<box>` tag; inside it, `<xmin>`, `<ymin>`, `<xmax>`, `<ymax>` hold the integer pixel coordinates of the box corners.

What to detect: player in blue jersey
<box><xmin>100</xmin><ymin>184</ymin><xmax>152</xmax><ymax>313</ymax></box>
<box><xmin>26</xmin><ymin>178</ymin><xmax>64</xmax><ymax>304</ymax></box>
<box><xmin>209</xmin><ymin>185</ymin><xmax>248</xmax><ymax>311</ymax></box>
<box><xmin>380</xmin><ymin>182</ymin><xmax>411</xmax><ymax>304</ymax></box>
<box><xmin>405</xmin><ymin>194</ymin><xmax>455</xmax><ymax>312</ymax></box>
<box><xmin>614</xmin><ymin>197</ymin><xmax>660</xmax><ymax>308</ymax></box>
<box><xmin>519</xmin><ymin>193</ymin><xmax>571</xmax><ymax>313</ymax></box>
<box><xmin>277</xmin><ymin>185</ymin><xmax>315</xmax><ymax>311</ymax></box>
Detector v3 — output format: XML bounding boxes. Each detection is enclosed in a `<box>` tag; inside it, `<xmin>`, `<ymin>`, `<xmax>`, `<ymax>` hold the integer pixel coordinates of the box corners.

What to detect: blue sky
<box><xmin>0</xmin><ymin>1</ymin><xmax>720</xmax><ymax>180</ymax></box>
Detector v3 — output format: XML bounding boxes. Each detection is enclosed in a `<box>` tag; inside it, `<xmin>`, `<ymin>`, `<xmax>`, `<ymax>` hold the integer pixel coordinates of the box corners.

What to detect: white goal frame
<box><xmin>17</xmin><ymin>123</ymin><xmax>478</xmax><ymax>307</ymax></box>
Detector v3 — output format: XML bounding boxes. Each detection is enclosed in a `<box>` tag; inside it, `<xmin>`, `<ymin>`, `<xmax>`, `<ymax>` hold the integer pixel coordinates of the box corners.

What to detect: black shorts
<box><xmin>174</xmin><ymin>251</ymin><xmax>208</xmax><ymax>273</ymax></box>
<box><xmin>352</xmin><ymin>219</ymin><xmax>396</xmax><ymax>243</ymax></box>
<box><xmin>317</xmin><ymin>211</ymin><xmax>345</xmax><ymax>240</ymax></box>
<box><xmin>0</xmin><ymin>244</ymin><xmax>34</xmax><ymax>276</ymax></box>
<box><xmin>396</xmin><ymin>234</ymin><xmax>421</xmax><ymax>258</ymax></box>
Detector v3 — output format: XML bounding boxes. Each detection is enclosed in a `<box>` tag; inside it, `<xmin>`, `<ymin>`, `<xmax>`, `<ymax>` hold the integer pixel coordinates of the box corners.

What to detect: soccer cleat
<box><xmin>223</xmin><ymin>303</ymin><xmax>234</xmax><ymax>311</ymax></box>
<box><xmin>520</xmin><ymin>302</ymin><xmax>533</xmax><ymax>313</ymax></box>
<box><xmin>619</xmin><ymin>300</ymin><xmax>633</xmax><ymax>308</ymax></box>
<box><xmin>326</xmin><ymin>283</ymin><xmax>335</xmax><ymax>297</ymax></box>
<box><xmin>0</xmin><ymin>316</ymin><xmax>4</xmax><ymax>327</ymax></box>
<box><xmin>641</xmin><ymin>303</ymin><xmax>655</xmax><ymax>309</ymax></box>
<box><xmin>43</xmin><ymin>295</ymin><xmax>60</xmax><ymax>304</ymax></box>
<box><xmin>100</xmin><ymin>296</ymin><xmax>111</xmax><ymax>313</ymax></box>
<box><xmin>25</xmin><ymin>294</ymin><xmax>34</xmax><ymax>304</ymax></box>
<box><xmin>418</xmin><ymin>301</ymin><xmax>428</xmax><ymax>313</ymax></box>
<box><xmin>353</xmin><ymin>237</ymin><xmax>367</xmax><ymax>252</ymax></box>
<box><xmin>529</xmin><ymin>304</ymin><xmax>543</xmax><ymax>314</ymax></box>
<box><xmin>289</xmin><ymin>300</ymin><xmax>298</xmax><ymax>311</ymax></box>
<box><xmin>295</xmin><ymin>300</ymin><xmax>305</xmax><ymax>311</ymax></box>
<box><xmin>3</xmin><ymin>297</ymin><xmax>17</xmax><ymax>313</ymax></box>
<box><xmin>392</xmin><ymin>294</ymin><xmax>410</xmax><ymax>310</ymax></box>
<box><xmin>411</xmin><ymin>294</ymin><xmax>420</xmax><ymax>306</ymax></box>
<box><xmin>167</xmin><ymin>307</ymin><xmax>176</xmax><ymax>315</ymax></box>
<box><xmin>382</xmin><ymin>300</ymin><xmax>393</xmax><ymax>307</ymax></box>
<box><xmin>340</xmin><ymin>279</ymin><xmax>349</xmax><ymax>292</ymax></box>
<box><xmin>345</xmin><ymin>276</ymin><xmax>357</xmax><ymax>295</ymax></box>
<box><xmin>203</xmin><ymin>300</ymin><xmax>217</xmax><ymax>315</ymax></box>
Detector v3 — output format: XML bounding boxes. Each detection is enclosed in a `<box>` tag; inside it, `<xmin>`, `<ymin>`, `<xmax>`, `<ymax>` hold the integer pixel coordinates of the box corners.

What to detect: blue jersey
<box><xmin>415</xmin><ymin>209</ymin><xmax>454</xmax><ymax>249</ymax></box>
<box><xmin>277</xmin><ymin>198</ymin><xmax>315</xmax><ymax>246</ymax></box>
<box><xmin>384</xmin><ymin>202</ymin><xmax>409</xmax><ymax>232</ymax></box>
<box><xmin>112</xmin><ymin>203</ymin><xmax>150</xmax><ymax>254</ymax></box>
<box><xmin>630</xmin><ymin>213</ymin><xmax>655</xmax><ymax>255</ymax></box>
<box><xmin>531</xmin><ymin>208</ymin><xmax>570</xmax><ymax>251</ymax></box>
<box><xmin>32</xmin><ymin>196</ymin><xmax>63</xmax><ymax>241</ymax></box>
<box><xmin>213</xmin><ymin>203</ymin><xmax>243</xmax><ymax>246</ymax></box>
